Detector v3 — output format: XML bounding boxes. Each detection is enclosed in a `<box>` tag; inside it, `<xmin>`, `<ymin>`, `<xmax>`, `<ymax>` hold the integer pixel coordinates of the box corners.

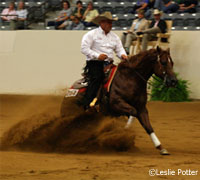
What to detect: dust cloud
<box><xmin>0</xmin><ymin>95</ymin><xmax>135</xmax><ymax>153</ymax></box>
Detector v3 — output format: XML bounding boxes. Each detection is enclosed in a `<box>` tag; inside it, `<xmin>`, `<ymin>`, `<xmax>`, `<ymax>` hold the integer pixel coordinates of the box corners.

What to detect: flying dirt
<box><xmin>0</xmin><ymin>95</ymin><xmax>135</xmax><ymax>153</ymax></box>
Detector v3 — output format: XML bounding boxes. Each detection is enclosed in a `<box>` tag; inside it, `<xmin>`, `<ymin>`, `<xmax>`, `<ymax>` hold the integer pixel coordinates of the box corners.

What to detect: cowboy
<box><xmin>137</xmin><ymin>9</ymin><xmax>167</xmax><ymax>51</ymax></box>
<box><xmin>81</xmin><ymin>11</ymin><xmax>128</xmax><ymax>110</ymax></box>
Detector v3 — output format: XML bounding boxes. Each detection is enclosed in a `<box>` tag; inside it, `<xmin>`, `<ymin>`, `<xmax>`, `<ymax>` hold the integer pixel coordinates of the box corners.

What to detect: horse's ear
<box><xmin>156</xmin><ymin>46</ymin><xmax>161</xmax><ymax>54</ymax></box>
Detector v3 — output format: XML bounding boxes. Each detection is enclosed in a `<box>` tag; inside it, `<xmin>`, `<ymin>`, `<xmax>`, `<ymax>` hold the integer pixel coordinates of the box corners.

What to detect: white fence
<box><xmin>0</xmin><ymin>30</ymin><xmax>200</xmax><ymax>99</ymax></box>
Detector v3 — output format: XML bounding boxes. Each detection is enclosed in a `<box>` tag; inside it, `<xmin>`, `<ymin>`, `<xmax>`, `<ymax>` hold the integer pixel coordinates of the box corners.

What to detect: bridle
<box><xmin>157</xmin><ymin>54</ymin><xmax>167</xmax><ymax>84</ymax></box>
<box><xmin>157</xmin><ymin>53</ymin><xmax>174</xmax><ymax>85</ymax></box>
<box><xmin>133</xmin><ymin>53</ymin><xmax>173</xmax><ymax>88</ymax></box>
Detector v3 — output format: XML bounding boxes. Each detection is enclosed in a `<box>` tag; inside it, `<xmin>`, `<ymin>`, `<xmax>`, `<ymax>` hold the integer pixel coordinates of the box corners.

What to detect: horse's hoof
<box><xmin>160</xmin><ymin>149</ymin><xmax>170</xmax><ymax>155</ymax></box>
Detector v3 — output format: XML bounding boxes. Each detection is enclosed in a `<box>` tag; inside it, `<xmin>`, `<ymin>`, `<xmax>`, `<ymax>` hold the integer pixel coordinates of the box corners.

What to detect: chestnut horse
<box><xmin>61</xmin><ymin>47</ymin><xmax>177</xmax><ymax>155</ymax></box>
<box><xmin>108</xmin><ymin>47</ymin><xmax>177</xmax><ymax>155</ymax></box>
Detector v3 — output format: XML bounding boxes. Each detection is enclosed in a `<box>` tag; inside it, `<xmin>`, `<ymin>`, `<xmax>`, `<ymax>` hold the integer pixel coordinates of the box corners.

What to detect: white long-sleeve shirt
<box><xmin>81</xmin><ymin>27</ymin><xmax>126</xmax><ymax>61</ymax></box>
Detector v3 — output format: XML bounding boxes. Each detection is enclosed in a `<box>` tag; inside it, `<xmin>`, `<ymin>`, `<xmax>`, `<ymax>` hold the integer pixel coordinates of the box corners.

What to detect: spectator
<box><xmin>82</xmin><ymin>2</ymin><xmax>99</xmax><ymax>27</ymax></box>
<box><xmin>47</xmin><ymin>1</ymin><xmax>72</xmax><ymax>29</ymax></box>
<box><xmin>1</xmin><ymin>2</ymin><xmax>17</xmax><ymax>29</ymax></box>
<box><xmin>162</xmin><ymin>0</ymin><xmax>180</xmax><ymax>13</ymax></box>
<box><xmin>151</xmin><ymin>0</ymin><xmax>163</xmax><ymax>10</ymax></box>
<box><xmin>148</xmin><ymin>0</ymin><xmax>157</xmax><ymax>10</ymax></box>
<box><xmin>58</xmin><ymin>0</ymin><xmax>84</xmax><ymax>29</ymax></box>
<box><xmin>16</xmin><ymin>1</ymin><xmax>28</xmax><ymax>29</ymax></box>
<box><xmin>178</xmin><ymin>0</ymin><xmax>198</xmax><ymax>13</ymax></box>
<box><xmin>70</xmin><ymin>0</ymin><xmax>84</xmax><ymax>20</ymax></box>
<box><xmin>130</xmin><ymin>0</ymin><xmax>149</xmax><ymax>14</ymax></box>
<box><xmin>152</xmin><ymin>0</ymin><xmax>180</xmax><ymax>13</ymax></box>
<box><xmin>121</xmin><ymin>10</ymin><xmax>149</xmax><ymax>55</ymax></box>
<box><xmin>151</xmin><ymin>0</ymin><xmax>180</xmax><ymax>13</ymax></box>
<box><xmin>137</xmin><ymin>9</ymin><xmax>167</xmax><ymax>51</ymax></box>
<box><xmin>66</xmin><ymin>15</ymin><xmax>85</xmax><ymax>30</ymax></box>
<box><xmin>143</xmin><ymin>0</ymin><xmax>158</xmax><ymax>18</ymax></box>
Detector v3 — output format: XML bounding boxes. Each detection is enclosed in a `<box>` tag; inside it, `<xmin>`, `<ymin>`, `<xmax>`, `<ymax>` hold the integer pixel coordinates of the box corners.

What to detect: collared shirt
<box><xmin>1</xmin><ymin>8</ymin><xmax>17</xmax><ymax>21</ymax></box>
<box><xmin>134</xmin><ymin>18</ymin><xmax>142</xmax><ymax>31</ymax></box>
<box><xmin>81</xmin><ymin>27</ymin><xmax>126</xmax><ymax>61</ymax></box>
<box><xmin>154</xmin><ymin>20</ymin><xmax>159</xmax><ymax>27</ymax></box>
<box><xmin>16</xmin><ymin>9</ymin><xmax>28</xmax><ymax>19</ymax></box>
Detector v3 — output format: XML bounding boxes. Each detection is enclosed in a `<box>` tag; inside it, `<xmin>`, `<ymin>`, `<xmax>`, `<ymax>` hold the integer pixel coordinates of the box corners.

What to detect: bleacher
<box><xmin>92</xmin><ymin>0</ymin><xmax>200</xmax><ymax>31</ymax></box>
<box><xmin>0</xmin><ymin>0</ymin><xmax>200</xmax><ymax>30</ymax></box>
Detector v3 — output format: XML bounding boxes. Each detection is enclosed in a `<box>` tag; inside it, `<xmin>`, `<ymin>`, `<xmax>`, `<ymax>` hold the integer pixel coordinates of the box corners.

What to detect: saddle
<box><xmin>65</xmin><ymin>63</ymin><xmax>117</xmax><ymax>98</ymax></box>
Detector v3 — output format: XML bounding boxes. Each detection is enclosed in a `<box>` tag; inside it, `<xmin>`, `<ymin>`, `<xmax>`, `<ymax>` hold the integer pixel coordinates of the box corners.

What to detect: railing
<box><xmin>0</xmin><ymin>14</ymin><xmax>19</xmax><ymax>29</ymax></box>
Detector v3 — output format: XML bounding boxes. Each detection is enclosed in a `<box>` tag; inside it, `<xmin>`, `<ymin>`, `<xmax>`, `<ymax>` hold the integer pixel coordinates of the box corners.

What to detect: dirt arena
<box><xmin>0</xmin><ymin>94</ymin><xmax>199</xmax><ymax>180</ymax></box>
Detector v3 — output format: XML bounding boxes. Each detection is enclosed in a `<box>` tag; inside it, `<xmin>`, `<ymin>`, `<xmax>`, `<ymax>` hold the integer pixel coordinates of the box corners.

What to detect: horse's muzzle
<box><xmin>165</xmin><ymin>75</ymin><xmax>177</xmax><ymax>87</ymax></box>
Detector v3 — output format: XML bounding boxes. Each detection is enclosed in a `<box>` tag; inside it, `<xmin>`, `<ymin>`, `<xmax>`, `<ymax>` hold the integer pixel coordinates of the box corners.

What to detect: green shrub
<box><xmin>150</xmin><ymin>74</ymin><xmax>191</xmax><ymax>102</ymax></box>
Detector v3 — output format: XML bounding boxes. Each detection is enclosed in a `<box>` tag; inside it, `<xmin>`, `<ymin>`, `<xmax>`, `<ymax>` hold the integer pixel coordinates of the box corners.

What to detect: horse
<box><xmin>61</xmin><ymin>46</ymin><xmax>177</xmax><ymax>155</ymax></box>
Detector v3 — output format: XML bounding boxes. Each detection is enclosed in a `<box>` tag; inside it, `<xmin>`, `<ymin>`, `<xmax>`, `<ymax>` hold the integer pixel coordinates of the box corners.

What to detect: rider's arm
<box><xmin>81</xmin><ymin>30</ymin><xmax>100</xmax><ymax>60</ymax></box>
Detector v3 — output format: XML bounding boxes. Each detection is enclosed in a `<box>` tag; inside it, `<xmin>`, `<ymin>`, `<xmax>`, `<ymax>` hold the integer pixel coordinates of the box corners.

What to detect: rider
<box><xmin>81</xmin><ymin>11</ymin><xmax>128</xmax><ymax>110</ymax></box>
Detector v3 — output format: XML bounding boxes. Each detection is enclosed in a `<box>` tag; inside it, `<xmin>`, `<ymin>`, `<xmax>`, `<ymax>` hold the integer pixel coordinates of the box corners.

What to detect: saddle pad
<box><xmin>104</xmin><ymin>66</ymin><xmax>117</xmax><ymax>92</ymax></box>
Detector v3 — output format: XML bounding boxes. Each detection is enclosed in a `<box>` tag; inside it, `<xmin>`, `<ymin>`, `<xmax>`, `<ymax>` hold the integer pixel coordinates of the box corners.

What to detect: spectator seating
<box><xmin>0</xmin><ymin>20</ymin><xmax>9</xmax><ymax>30</ymax></box>
<box><xmin>48</xmin><ymin>0</ymin><xmax>62</xmax><ymax>11</ymax></box>
<box><xmin>99</xmin><ymin>5</ymin><xmax>114</xmax><ymax>14</ymax></box>
<box><xmin>196</xmin><ymin>13</ymin><xmax>200</xmax><ymax>26</ymax></box>
<box><xmin>93</xmin><ymin>0</ymin><xmax>137</xmax><ymax>2</ymax></box>
<box><xmin>183</xmin><ymin>14</ymin><xmax>197</xmax><ymax>27</ymax></box>
<box><xmin>172</xmin><ymin>13</ymin><xmax>186</xmax><ymax>27</ymax></box>
<box><xmin>0</xmin><ymin>0</ymin><xmax>200</xmax><ymax>30</ymax></box>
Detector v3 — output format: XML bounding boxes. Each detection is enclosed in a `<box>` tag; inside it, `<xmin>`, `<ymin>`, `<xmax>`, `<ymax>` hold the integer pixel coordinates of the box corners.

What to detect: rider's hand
<box><xmin>98</xmin><ymin>54</ymin><xmax>108</xmax><ymax>61</ymax></box>
<box><xmin>121</xmin><ymin>54</ymin><xmax>128</xmax><ymax>61</ymax></box>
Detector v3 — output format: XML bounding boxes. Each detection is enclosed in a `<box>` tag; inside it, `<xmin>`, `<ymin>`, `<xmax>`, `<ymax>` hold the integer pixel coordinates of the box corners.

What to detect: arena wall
<box><xmin>0</xmin><ymin>30</ymin><xmax>200</xmax><ymax>99</ymax></box>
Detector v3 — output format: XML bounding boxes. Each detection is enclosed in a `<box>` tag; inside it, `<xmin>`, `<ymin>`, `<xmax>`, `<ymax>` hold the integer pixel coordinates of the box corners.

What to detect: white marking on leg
<box><xmin>125</xmin><ymin>116</ymin><xmax>134</xmax><ymax>129</ymax></box>
<box><xmin>150</xmin><ymin>132</ymin><xmax>161</xmax><ymax>147</ymax></box>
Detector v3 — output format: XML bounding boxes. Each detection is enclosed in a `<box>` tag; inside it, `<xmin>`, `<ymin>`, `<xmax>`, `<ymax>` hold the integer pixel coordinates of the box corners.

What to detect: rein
<box><xmin>133</xmin><ymin>68</ymin><xmax>165</xmax><ymax>88</ymax></box>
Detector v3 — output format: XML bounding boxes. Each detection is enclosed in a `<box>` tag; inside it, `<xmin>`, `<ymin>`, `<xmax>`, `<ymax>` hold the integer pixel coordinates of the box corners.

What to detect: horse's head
<box><xmin>154</xmin><ymin>47</ymin><xmax>177</xmax><ymax>87</ymax></box>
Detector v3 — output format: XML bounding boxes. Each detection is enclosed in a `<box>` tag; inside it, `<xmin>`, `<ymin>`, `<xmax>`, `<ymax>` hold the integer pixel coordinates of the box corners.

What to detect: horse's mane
<box><xmin>119</xmin><ymin>49</ymin><xmax>158</xmax><ymax>70</ymax></box>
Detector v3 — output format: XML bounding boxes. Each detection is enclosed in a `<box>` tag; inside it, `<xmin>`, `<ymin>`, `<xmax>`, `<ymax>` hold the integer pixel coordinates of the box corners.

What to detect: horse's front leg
<box><xmin>111</xmin><ymin>98</ymin><xmax>137</xmax><ymax>117</ymax></box>
<box><xmin>125</xmin><ymin>116</ymin><xmax>135</xmax><ymax>129</ymax></box>
<box><xmin>137</xmin><ymin>107</ymin><xmax>170</xmax><ymax>155</ymax></box>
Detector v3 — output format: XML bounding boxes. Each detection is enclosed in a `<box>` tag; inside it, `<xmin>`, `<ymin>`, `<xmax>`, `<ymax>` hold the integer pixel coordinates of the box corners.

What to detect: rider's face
<box><xmin>100</xmin><ymin>20</ymin><xmax>112</xmax><ymax>34</ymax></box>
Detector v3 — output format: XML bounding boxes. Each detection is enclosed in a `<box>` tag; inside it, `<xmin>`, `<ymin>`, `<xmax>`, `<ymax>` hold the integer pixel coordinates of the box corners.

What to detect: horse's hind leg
<box><xmin>137</xmin><ymin>108</ymin><xmax>170</xmax><ymax>155</ymax></box>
